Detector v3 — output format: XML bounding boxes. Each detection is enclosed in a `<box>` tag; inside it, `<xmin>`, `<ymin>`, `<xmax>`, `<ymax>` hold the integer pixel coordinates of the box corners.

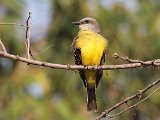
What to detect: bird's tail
<box><xmin>87</xmin><ymin>86</ymin><xmax>97</xmax><ymax>111</ymax></box>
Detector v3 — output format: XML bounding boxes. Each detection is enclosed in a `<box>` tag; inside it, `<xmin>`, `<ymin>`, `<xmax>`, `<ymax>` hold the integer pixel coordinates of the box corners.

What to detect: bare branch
<box><xmin>33</xmin><ymin>45</ymin><xmax>54</xmax><ymax>55</ymax></box>
<box><xmin>0</xmin><ymin>39</ymin><xmax>7</xmax><ymax>53</ymax></box>
<box><xmin>113</xmin><ymin>53</ymin><xmax>160</xmax><ymax>67</ymax></box>
<box><xmin>96</xmin><ymin>79</ymin><xmax>160</xmax><ymax>120</ymax></box>
<box><xmin>25</xmin><ymin>12</ymin><xmax>33</xmax><ymax>60</ymax></box>
<box><xmin>0</xmin><ymin>51</ymin><xmax>160</xmax><ymax>70</ymax></box>
<box><xmin>107</xmin><ymin>86</ymin><xmax>160</xmax><ymax>119</ymax></box>
<box><xmin>0</xmin><ymin>23</ymin><xmax>16</xmax><ymax>25</ymax></box>
<box><xmin>0</xmin><ymin>23</ymin><xmax>30</xmax><ymax>27</ymax></box>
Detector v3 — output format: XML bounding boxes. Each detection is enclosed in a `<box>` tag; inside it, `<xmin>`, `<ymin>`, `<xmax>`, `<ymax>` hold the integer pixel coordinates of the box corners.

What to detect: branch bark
<box><xmin>0</xmin><ymin>51</ymin><xmax>160</xmax><ymax>70</ymax></box>
<box><xmin>107</xmin><ymin>86</ymin><xmax>160</xmax><ymax>119</ymax></box>
<box><xmin>0</xmin><ymin>39</ymin><xmax>7</xmax><ymax>53</ymax></box>
<box><xmin>25</xmin><ymin>12</ymin><xmax>32</xmax><ymax>60</ymax></box>
<box><xmin>96</xmin><ymin>79</ymin><xmax>160</xmax><ymax>120</ymax></box>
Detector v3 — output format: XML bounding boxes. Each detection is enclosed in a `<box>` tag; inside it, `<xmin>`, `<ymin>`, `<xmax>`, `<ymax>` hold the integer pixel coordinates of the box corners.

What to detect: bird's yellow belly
<box><xmin>81</xmin><ymin>43</ymin><xmax>103</xmax><ymax>65</ymax></box>
<box><xmin>76</xmin><ymin>30</ymin><xmax>108</xmax><ymax>65</ymax></box>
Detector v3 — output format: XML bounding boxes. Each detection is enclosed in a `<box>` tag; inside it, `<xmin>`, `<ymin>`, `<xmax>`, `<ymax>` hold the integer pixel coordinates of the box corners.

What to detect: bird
<box><xmin>72</xmin><ymin>17</ymin><xmax>108</xmax><ymax>111</ymax></box>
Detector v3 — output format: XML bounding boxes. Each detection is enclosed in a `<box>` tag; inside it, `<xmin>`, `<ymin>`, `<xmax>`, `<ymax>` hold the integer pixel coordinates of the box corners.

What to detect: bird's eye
<box><xmin>85</xmin><ymin>20</ymin><xmax>89</xmax><ymax>23</ymax></box>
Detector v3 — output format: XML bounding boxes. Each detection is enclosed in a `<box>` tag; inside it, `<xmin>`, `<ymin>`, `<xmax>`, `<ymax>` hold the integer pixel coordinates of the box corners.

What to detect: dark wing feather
<box><xmin>72</xmin><ymin>36</ymin><xmax>87</xmax><ymax>87</ymax></box>
<box><xmin>96</xmin><ymin>51</ymin><xmax>106</xmax><ymax>87</ymax></box>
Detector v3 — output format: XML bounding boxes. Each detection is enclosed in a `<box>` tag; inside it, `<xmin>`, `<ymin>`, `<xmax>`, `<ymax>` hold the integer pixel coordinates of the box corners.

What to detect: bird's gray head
<box><xmin>72</xmin><ymin>17</ymin><xmax>100</xmax><ymax>33</ymax></box>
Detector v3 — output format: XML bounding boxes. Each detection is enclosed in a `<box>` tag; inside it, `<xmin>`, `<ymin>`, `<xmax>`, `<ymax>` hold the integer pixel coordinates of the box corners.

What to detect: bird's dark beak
<box><xmin>72</xmin><ymin>21</ymin><xmax>80</xmax><ymax>25</ymax></box>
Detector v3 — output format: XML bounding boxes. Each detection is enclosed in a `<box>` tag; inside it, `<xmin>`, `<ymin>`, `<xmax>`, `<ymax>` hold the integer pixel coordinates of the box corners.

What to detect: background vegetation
<box><xmin>0</xmin><ymin>0</ymin><xmax>160</xmax><ymax>119</ymax></box>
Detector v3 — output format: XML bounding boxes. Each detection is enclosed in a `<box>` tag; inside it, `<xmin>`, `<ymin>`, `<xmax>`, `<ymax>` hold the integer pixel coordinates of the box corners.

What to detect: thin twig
<box><xmin>113</xmin><ymin>53</ymin><xmax>160</xmax><ymax>67</ymax></box>
<box><xmin>0</xmin><ymin>23</ymin><xmax>30</xmax><ymax>27</ymax></box>
<box><xmin>108</xmin><ymin>86</ymin><xmax>160</xmax><ymax>119</ymax></box>
<box><xmin>0</xmin><ymin>23</ymin><xmax>16</xmax><ymax>25</ymax></box>
<box><xmin>0</xmin><ymin>39</ymin><xmax>7</xmax><ymax>53</ymax></box>
<box><xmin>25</xmin><ymin>12</ymin><xmax>32</xmax><ymax>60</ymax></box>
<box><xmin>96</xmin><ymin>79</ymin><xmax>160</xmax><ymax>120</ymax></box>
<box><xmin>33</xmin><ymin>45</ymin><xmax>54</xmax><ymax>55</ymax></box>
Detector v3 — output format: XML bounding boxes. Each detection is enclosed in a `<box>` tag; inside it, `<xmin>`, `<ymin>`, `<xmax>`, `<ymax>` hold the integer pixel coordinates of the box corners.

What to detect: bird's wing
<box><xmin>72</xmin><ymin>36</ymin><xmax>87</xmax><ymax>87</ymax></box>
<box><xmin>96</xmin><ymin>50</ymin><xmax>106</xmax><ymax>87</ymax></box>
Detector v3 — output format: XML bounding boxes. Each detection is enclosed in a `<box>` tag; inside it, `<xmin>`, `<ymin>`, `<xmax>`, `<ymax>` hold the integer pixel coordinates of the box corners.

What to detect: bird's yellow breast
<box><xmin>76</xmin><ymin>30</ymin><xmax>108</xmax><ymax>65</ymax></box>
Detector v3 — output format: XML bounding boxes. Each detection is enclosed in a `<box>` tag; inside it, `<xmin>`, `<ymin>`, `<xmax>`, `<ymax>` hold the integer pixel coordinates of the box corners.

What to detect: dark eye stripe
<box><xmin>81</xmin><ymin>21</ymin><xmax>84</xmax><ymax>24</ymax></box>
<box><xmin>81</xmin><ymin>20</ymin><xmax>91</xmax><ymax>24</ymax></box>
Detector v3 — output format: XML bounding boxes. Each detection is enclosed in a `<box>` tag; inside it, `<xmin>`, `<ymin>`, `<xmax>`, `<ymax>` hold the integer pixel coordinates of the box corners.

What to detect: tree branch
<box><xmin>107</xmin><ymin>86</ymin><xmax>160</xmax><ymax>119</ymax></box>
<box><xmin>96</xmin><ymin>79</ymin><xmax>160</xmax><ymax>120</ymax></box>
<box><xmin>0</xmin><ymin>39</ymin><xmax>7</xmax><ymax>53</ymax></box>
<box><xmin>25</xmin><ymin>12</ymin><xmax>33</xmax><ymax>60</ymax></box>
<box><xmin>0</xmin><ymin>23</ymin><xmax>16</xmax><ymax>25</ymax></box>
<box><xmin>0</xmin><ymin>51</ymin><xmax>160</xmax><ymax>70</ymax></box>
<box><xmin>113</xmin><ymin>53</ymin><xmax>160</xmax><ymax>65</ymax></box>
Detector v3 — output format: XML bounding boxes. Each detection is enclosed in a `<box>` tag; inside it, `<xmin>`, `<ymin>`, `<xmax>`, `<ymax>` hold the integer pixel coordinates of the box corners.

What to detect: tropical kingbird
<box><xmin>72</xmin><ymin>17</ymin><xmax>108</xmax><ymax>111</ymax></box>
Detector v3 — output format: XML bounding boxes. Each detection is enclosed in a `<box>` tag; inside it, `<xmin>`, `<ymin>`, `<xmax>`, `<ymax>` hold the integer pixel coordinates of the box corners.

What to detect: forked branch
<box><xmin>96</xmin><ymin>79</ymin><xmax>160</xmax><ymax>120</ymax></box>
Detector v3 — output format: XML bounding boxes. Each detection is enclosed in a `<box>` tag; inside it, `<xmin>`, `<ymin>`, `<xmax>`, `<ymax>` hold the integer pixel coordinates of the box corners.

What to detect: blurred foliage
<box><xmin>0</xmin><ymin>0</ymin><xmax>160</xmax><ymax>120</ymax></box>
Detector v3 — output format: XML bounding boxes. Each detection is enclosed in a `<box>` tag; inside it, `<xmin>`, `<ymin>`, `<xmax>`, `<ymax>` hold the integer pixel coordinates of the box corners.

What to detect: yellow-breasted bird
<box><xmin>72</xmin><ymin>17</ymin><xmax>108</xmax><ymax>111</ymax></box>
